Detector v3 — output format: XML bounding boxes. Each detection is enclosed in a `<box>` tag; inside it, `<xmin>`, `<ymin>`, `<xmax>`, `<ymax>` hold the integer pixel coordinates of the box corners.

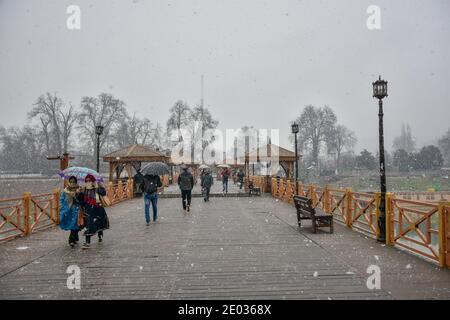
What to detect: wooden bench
<box><xmin>248</xmin><ymin>181</ymin><xmax>261</xmax><ymax>196</ymax></box>
<box><xmin>293</xmin><ymin>195</ymin><xmax>333</xmax><ymax>233</ymax></box>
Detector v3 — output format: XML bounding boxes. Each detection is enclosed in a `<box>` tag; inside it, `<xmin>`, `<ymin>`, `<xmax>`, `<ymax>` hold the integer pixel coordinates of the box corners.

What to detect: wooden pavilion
<box><xmin>103</xmin><ymin>144</ymin><xmax>172</xmax><ymax>181</ymax></box>
<box><xmin>242</xmin><ymin>143</ymin><xmax>300</xmax><ymax>178</ymax></box>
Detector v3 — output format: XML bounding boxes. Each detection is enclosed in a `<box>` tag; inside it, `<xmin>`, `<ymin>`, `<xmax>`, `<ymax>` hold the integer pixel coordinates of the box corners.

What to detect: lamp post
<box><xmin>291</xmin><ymin>122</ymin><xmax>299</xmax><ymax>194</ymax></box>
<box><xmin>372</xmin><ymin>76</ymin><xmax>388</xmax><ymax>242</ymax></box>
<box><xmin>95</xmin><ymin>124</ymin><xmax>104</xmax><ymax>173</ymax></box>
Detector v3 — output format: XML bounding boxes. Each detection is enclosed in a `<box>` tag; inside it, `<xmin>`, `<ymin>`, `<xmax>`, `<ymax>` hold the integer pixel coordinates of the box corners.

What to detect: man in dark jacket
<box><xmin>222</xmin><ymin>168</ymin><xmax>231</xmax><ymax>194</ymax></box>
<box><xmin>178</xmin><ymin>166</ymin><xmax>194</xmax><ymax>212</ymax></box>
<box><xmin>201</xmin><ymin>170</ymin><xmax>214</xmax><ymax>202</ymax></box>
<box><xmin>237</xmin><ymin>169</ymin><xmax>245</xmax><ymax>190</ymax></box>
<box><xmin>140</xmin><ymin>174</ymin><xmax>162</xmax><ymax>225</ymax></box>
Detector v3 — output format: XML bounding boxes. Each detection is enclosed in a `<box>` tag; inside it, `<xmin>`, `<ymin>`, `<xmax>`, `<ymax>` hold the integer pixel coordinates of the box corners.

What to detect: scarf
<box><xmin>83</xmin><ymin>185</ymin><xmax>101</xmax><ymax>207</ymax></box>
<box><xmin>64</xmin><ymin>183</ymin><xmax>79</xmax><ymax>207</ymax></box>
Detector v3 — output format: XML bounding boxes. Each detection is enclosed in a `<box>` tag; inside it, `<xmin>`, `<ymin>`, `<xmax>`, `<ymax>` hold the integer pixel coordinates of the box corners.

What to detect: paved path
<box><xmin>0</xmin><ymin>195</ymin><xmax>448</xmax><ymax>299</ymax></box>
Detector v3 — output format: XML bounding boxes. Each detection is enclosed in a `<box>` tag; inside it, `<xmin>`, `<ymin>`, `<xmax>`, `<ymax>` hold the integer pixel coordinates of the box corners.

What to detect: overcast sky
<box><xmin>1</xmin><ymin>0</ymin><xmax>449</xmax><ymax>153</ymax></box>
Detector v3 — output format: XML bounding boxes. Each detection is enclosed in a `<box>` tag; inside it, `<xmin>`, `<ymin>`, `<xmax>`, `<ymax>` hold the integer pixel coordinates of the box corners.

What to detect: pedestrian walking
<box><xmin>222</xmin><ymin>168</ymin><xmax>231</xmax><ymax>194</ymax></box>
<box><xmin>78</xmin><ymin>174</ymin><xmax>110</xmax><ymax>249</ymax></box>
<box><xmin>59</xmin><ymin>176</ymin><xmax>81</xmax><ymax>247</ymax></box>
<box><xmin>237</xmin><ymin>169</ymin><xmax>245</xmax><ymax>190</ymax></box>
<box><xmin>140</xmin><ymin>174</ymin><xmax>162</xmax><ymax>225</ymax></box>
<box><xmin>201</xmin><ymin>169</ymin><xmax>214</xmax><ymax>202</ymax></box>
<box><xmin>178</xmin><ymin>165</ymin><xmax>194</xmax><ymax>212</ymax></box>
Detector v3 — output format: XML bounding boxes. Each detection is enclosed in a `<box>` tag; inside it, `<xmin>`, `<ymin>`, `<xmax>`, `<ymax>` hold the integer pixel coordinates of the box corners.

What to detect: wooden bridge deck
<box><xmin>0</xmin><ymin>195</ymin><xmax>449</xmax><ymax>299</ymax></box>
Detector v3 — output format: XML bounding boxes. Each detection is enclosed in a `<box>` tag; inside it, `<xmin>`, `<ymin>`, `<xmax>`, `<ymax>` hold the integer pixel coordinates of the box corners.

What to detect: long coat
<box><xmin>59</xmin><ymin>191</ymin><xmax>80</xmax><ymax>231</ymax></box>
<box><xmin>78</xmin><ymin>187</ymin><xmax>110</xmax><ymax>236</ymax></box>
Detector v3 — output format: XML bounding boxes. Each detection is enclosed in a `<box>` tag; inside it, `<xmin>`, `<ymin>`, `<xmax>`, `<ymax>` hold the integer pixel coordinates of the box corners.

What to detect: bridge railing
<box><xmin>0</xmin><ymin>179</ymin><xmax>134</xmax><ymax>243</ymax></box>
<box><xmin>266</xmin><ymin>177</ymin><xmax>450</xmax><ymax>268</ymax></box>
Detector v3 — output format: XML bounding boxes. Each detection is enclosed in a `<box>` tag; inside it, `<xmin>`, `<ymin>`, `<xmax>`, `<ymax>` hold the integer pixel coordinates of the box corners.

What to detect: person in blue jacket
<box><xmin>59</xmin><ymin>176</ymin><xmax>81</xmax><ymax>247</ymax></box>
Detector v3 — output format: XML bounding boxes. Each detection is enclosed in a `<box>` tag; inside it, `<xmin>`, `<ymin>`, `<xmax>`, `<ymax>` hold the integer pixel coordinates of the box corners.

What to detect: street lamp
<box><xmin>291</xmin><ymin>122</ymin><xmax>299</xmax><ymax>194</ymax></box>
<box><xmin>372</xmin><ymin>75</ymin><xmax>388</xmax><ymax>242</ymax></box>
<box><xmin>95</xmin><ymin>124</ymin><xmax>104</xmax><ymax>173</ymax></box>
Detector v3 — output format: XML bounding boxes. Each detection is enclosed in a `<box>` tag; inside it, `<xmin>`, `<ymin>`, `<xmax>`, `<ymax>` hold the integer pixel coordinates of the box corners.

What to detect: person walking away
<box><xmin>222</xmin><ymin>168</ymin><xmax>230</xmax><ymax>194</ymax></box>
<box><xmin>59</xmin><ymin>176</ymin><xmax>81</xmax><ymax>247</ymax></box>
<box><xmin>178</xmin><ymin>166</ymin><xmax>194</xmax><ymax>212</ymax></box>
<box><xmin>78</xmin><ymin>174</ymin><xmax>110</xmax><ymax>249</ymax></box>
<box><xmin>201</xmin><ymin>169</ymin><xmax>214</xmax><ymax>202</ymax></box>
<box><xmin>237</xmin><ymin>169</ymin><xmax>245</xmax><ymax>190</ymax></box>
<box><xmin>140</xmin><ymin>174</ymin><xmax>162</xmax><ymax>225</ymax></box>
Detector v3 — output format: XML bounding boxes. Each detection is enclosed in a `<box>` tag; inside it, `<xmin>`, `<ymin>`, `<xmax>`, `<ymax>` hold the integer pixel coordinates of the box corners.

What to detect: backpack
<box><xmin>142</xmin><ymin>175</ymin><xmax>159</xmax><ymax>194</ymax></box>
<box><xmin>178</xmin><ymin>172</ymin><xmax>193</xmax><ymax>190</ymax></box>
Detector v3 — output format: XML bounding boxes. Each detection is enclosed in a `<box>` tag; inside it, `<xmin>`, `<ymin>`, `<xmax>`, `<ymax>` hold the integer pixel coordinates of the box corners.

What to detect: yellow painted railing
<box><xmin>266</xmin><ymin>177</ymin><xmax>450</xmax><ymax>268</ymax></box>
<box><xmin>0</xmin><ymin>179</ymin><xmax>134</xmax><ymax>243</ymax></box>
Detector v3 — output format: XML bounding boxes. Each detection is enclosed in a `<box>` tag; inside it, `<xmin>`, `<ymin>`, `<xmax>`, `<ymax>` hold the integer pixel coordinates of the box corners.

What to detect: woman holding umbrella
<box><xmin>78</xmin><ymin>174</ymin><xmax>110</xmax><ymax>249</ymax></box>
<box><xmin>59</xmin><ymin>176</ymin><xmax>81</xmax><ymax>247</ymax></box>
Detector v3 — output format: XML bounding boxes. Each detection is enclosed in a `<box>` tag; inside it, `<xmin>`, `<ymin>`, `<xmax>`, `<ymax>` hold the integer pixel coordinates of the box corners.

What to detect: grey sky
<box><xmin>1</xmin><ymin>0</ymin><xmax>449</xmax><ymax>153</ymax></box>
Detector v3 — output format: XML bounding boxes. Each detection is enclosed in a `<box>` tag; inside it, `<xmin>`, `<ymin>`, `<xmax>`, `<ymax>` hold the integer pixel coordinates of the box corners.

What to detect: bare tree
<box><xmin>326</xmin><ymin>124</ymin><xmax>357</xmax><ymax>173</ymax></box>
<box><xmin>78</xmin><ymin>93</ymin><xmax>127</xmax><ymax>155</ymax></box>
<box><xmin>189</xmin><ymin>105</ymin><xmax>219</xmax><ymax>162</ymax></box>
<box><xmin>112</xmin><ymin>115</ymin><xmax>157</xmax><ymax>148</ymax></box>
<box><xmin>296</xmin><ymin>105</ymin><xmax>337</xmax><ymax>167</ymax></box>
<box><xmin>29</xmin><ymin>93</ymin><xmax>78</xmax><ymax>155</ymax></box>
<box><xmin>166</xmin><ymin>100</ymin><xmax>191</xmax><ymax>143</ymax></box>
<box><xmin>393</xmin><ymin>123</ymin><xmax>416</xmax><ymax>153</ymax></box>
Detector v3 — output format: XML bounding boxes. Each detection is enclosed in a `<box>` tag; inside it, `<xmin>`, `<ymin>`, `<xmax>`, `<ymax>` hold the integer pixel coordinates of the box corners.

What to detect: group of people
<box><xmin>221</xmin><ymin>168</ymin><xmax>245</xmax><ymax>193</ymax></box>
<box><xmin>59</xmin><ymin>166</ymin><xmax>246</xmax><ymax>248</ymax></box>
<box><xmin>59</xmin><ymin>174</ymin><xmax>110</xmax><ymax>249</ymax></box>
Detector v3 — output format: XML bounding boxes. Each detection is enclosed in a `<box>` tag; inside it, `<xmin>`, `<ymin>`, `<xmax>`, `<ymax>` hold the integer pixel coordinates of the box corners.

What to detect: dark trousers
<box><xmin>86</xmin><ymin>231</ymin><xmax>103</xmax><ymax>244</ymax></box>
<box><xmin>144</xmin><ymin>192</ymin><xmax>158</xmax><ymax>222</ymax></box>
<box><xmin>223</xmin><ymin>179</ymin><xmax>228</xmax><ymax>193</ymax></box>
<box><xmin>181</xmin><ymin>190</ymin><xmax>192</xmax><ymax>209</ymax></box>
<box><xmin>203</xmin><ymin>187</ymin><xmax>210</xmax><ymax>201</ymax></box>
<box><xmin>69</xmin><ymin>230</ymin><xmax>79</xmax><ymax>244</ymax></box>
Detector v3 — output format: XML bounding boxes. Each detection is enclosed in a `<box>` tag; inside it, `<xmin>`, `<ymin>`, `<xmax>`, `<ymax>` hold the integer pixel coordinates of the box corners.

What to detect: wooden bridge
<box><xmin>0</xmin><ymin>178</ymin><xmax>449</xmax><ymax>299</ymax></box>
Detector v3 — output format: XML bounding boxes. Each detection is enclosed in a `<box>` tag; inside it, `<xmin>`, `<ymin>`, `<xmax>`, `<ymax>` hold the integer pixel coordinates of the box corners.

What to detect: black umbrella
<box><xmin>141</xmin><ymin>162</ymin><xmax>170</xmax><ymax>176</ymax></box>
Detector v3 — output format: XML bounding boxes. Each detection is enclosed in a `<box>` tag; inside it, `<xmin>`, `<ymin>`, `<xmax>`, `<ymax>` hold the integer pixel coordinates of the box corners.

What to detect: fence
<box><xmin>266</xmin><ymin>177</ymin><xmax>450</xmax><ymax>268</ymax></box>
<box><xmin>0</xmin><ymin>179</ymin><xmax>134</xmax><ymax>243</ymax></box>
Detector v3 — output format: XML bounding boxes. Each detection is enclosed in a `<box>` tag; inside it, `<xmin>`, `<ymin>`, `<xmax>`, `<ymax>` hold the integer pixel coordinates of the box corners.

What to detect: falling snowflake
<box><xmin>313</xmin><ymin>271</ymin><xmax>318</xmax><ymax>277</ymax></box>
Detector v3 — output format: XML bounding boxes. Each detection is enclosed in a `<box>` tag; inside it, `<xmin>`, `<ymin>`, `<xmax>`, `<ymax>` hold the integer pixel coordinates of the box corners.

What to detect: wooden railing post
<box><xmin>127</xmin><ymin>179</ymin><xmax>134</xmax><ymax>199</ymax></box>
<box><xmin>346</xmin><ymin>188</ymin><xmax>353</xmax><ymax>228</ymax></box>
<box><xmin>310</xmin><ymin>185</ymin><xmax>316</xmax><ymax>204</ymax></box>
<box><xmin>374</xmin><ymin>192</ymin><xmax>381</xmax><ymax>239</ymax></box>
<box><xmin>53</xmin><ymin>189</ymin><xmax>61</xmax><ymax>224</ymax></box>
<box><xmin>323</xmin><ymin>186</ymin><xmax>330</xmax><ymax>213</ymax></box>
<box><xmin>298</xmin><ymin>182</ymin><xmax>303</xmax><ymax>197</ymax></box>
<box><xmin>107</xmin><ymin>182</ymin><xmax>114</xmax><ymax>200</ymax></box>
<box><xmin>117</xmin><ymin>180</ymin><xmax>123</xmax><ymax>201</ymax></box>
<box><xmin>438</xmin><ymin>201</ymin><xmax>449</xmax><ymax>268</ymax></box>
<box><xmin>23</xmin><ymin>192</ymin><xmax>31</xmax><ymax>236</ymax></box>
<box><xmin>386</xmin><ymin>193</ymin><xmax>394</xmax><ymax>247</ymax></box>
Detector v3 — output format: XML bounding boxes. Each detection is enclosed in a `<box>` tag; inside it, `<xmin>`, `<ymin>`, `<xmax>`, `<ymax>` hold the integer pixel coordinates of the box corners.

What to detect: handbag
<box><xmin>77</xmin><ymin>208</ymin><xmax>86</xmax><ymax>227</ymax></box>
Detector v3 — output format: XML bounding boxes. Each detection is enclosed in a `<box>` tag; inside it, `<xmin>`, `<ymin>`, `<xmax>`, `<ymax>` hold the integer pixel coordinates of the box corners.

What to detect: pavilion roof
<box><xmin>103</xmin><ymin>144</ymin><xmax>171</xmax><ymax>163</ymax></box>
<box><xmin>240</xmin><ymin>143</ymin><xmax>300</xmax><ymax>162</ymax></box>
